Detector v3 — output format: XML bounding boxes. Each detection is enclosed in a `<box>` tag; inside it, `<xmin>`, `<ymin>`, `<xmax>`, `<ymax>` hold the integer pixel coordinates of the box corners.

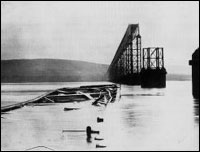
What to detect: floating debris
<box><xmin>97</xmin><ymin>117</ymin><xmax>104</xmax><ymax>123</ymax></box>
<box><xmin>64</xmin><ymin>107</ymin><xmax>80</xmax><ymax>111</ymax></box>
<box><xmin>94</xmin><ymin>137</ymin><xmax>104</xmax><ymax>141</ymax></box>
<box><xmin>1</xmin><ymin>84</ymin><xmax>120</xmax><ymax>113</ymax></box>
<box><xmin>62</xmin><ymin>130</ymin><xmax>85</xmax><ymax>133</ymax></box>
<box><xmin>96</xmin><ymin>144</ymin><xmax>106</xmax><ymax>148</ymax></box>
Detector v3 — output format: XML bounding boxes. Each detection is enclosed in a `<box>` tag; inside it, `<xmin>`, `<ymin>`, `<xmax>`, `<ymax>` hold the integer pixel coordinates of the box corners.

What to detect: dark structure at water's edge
<box><xmin>107</xmin><ymin>24</ymin><xmax>167</xmax><ymax>88</ymax></box>
<box><xmin>140</xmin><ymin>47</ymin><xmax>167</xmax><ymax>88</ymax></box>
<box><xmin>189</xmin><ymin>48</ymin><xmax>199</xmax><ymax>99</ymax></box>
<box><xmin>140</xmin><ymin>68</ymin><xmax>167</xmax><ymax>88</ymax></box>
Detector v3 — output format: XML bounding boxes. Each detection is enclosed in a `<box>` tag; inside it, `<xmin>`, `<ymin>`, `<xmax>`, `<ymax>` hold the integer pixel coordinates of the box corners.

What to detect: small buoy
<box><xmin>64</xmin><ymin>107</ymin><xmax>79</xmax><ymax>111</ymax></box>
<box><xmin>96</xmin><ymin>144</ymin><xmax>106</xmax><ymax>148</ymax></box>
<box><xmin>97</xmin><ymin>117</ymin><xmax>104</xmax><ymax>123</ymax></box>
<box><xmin>94</xmin><ymin>137</ymin><xmax>104</xmax><ymax>141</ymax></box>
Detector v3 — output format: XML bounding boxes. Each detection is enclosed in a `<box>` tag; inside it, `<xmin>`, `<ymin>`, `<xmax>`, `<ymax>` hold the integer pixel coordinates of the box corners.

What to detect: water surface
<box><xmin>1</xmin><ymin>81</ymin><xmax>199</xmax><ymax>151</ymax></box>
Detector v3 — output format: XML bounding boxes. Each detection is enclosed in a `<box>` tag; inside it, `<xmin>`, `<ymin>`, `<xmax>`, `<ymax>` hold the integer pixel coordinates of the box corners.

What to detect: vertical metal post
<box><xmin>126</xmin><ymin>48</ymin><xmax>128</xmax><ymax>75</ymax></box>
<box><xmin>143</xmin><ymin>48</ymin><xmax>145</xmax><ymax>69</ymax></box>
<box><xmin>147</xmin><ymin>48</ymin><xmax>150</xmax><ymax>68</ymax></box>
<box><xmin>119</xmin><ymin>58</ymin><xmax>121</xmax><ymax>77</ymax></box>
<box><xmin>136</xmin><ymin>36</ymin><xmax>139</xmax><ymax>73</ymax></box>
<box><xmin>130</xmin><ymin>42</ymin><xmax>133</xmax><ymax>74</ymax></box>
<box><xmin>156</xmin><ymin>48</ymin><xmax>158</xmax><ymax>68</ymax></box>
<box><xmin>117</xmin><ymin>59</ymin><xmax>120</xmax><ymax>78</ymax></box>
<box><xmin>124</xmin><ymin>50</ymin><xmax>126</xmax><ymax>75</ymax></box>
<box><xmin>123</xmin><ymin>52</ymin><xmax>126</xmax><ymax>76</ymax></box>
<box><xmin>126</xmin><ymin>47</ymin><xmax>128</xmax><ymax>74</ymax></box>
<box><xmin>128</xmin><ymin>46</ymin><xmax>130</xmax><ymax>74</ymax></box>
<box><xmin>125</xmin><ymin>50</ymin><xmax>127</xmax><ymax>75</ymax></box>
<box><xmin>157</xmin><ymin>48</ymin><xmax>160</xmax><ymax>68</ymax></box>
<box><xmin>162</xmin><ymin>48</ymin><xmax>164</xmax><ymax>68</ymax></box>
<box><xmin>139</xmin><ymin>36</ymin><xmax>142</xmax><ymax>72</ymax></box>
<box><xmin>122</xmin><ymin>54</ymin><xmax>124</xmax><ymax>76</ymax></box>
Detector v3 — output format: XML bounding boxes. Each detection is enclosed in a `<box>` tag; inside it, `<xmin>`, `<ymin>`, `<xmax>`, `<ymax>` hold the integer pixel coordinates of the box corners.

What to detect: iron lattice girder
<box><xmin>108</xmin><ymin>24</ymin><xmax>142</xmax><ymax>78</ymax></box>
<box><xmin>142</xmin><ymin>47</ymin><xmax>164</xmax><ymax>69</ymax></box>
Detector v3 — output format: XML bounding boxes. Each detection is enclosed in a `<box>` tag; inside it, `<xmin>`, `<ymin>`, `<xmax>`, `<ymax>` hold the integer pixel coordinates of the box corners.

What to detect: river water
<box><xmin>1</xmin><ymin>81</ymin><xmax>199</xmax><ymax>151</ymax></box>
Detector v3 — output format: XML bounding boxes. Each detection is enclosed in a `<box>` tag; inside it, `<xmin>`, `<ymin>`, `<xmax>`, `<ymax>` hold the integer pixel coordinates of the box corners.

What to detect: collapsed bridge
<box><xmin>107</xmin><ymin>24</ymin><xmax>167</xmax><ymax>88</ymax></box>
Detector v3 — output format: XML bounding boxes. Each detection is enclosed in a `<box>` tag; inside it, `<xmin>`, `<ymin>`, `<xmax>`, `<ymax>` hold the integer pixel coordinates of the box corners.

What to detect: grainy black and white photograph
<box><xmin>1</xmin><ymin>1</ymin><xmax>199</xmax><ymax>151</ymax></box>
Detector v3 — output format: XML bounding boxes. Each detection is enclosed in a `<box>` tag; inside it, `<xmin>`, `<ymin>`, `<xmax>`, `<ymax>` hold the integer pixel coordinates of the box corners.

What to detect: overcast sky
<box><xmin>1</xmin><ymin>1</ymin><xmax>199</xmax><ymax>74</ymax></box>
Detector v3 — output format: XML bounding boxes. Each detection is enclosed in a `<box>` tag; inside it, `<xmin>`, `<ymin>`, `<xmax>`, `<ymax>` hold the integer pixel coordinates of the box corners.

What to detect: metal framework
<box><xmin>142</xmin><ymin>47</ymin><xmax>164</xmax><ymax>69</ymax></box>
<box><xmin>107</xmin><ymin>24</ymin><xmax>141</xmax><ymax>83</ymax></box>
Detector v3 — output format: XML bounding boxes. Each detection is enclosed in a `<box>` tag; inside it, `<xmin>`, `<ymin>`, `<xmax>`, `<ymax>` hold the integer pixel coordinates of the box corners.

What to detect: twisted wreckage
<box><xmin>1</xmin><ymin>84</ymin><xmax>120</xmax><ymax>113</ymax></box>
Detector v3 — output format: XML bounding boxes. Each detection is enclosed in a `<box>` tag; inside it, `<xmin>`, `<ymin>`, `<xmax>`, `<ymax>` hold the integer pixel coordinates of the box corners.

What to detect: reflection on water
<box><xmin>121</xmin><ymin>93</ymin><xmax>164</xmax><ymax>96</ymax></box>
<box><xmin>1</xmin><ymin>81</ymin><xmax>199</xmax><ymax>151</ymax></box>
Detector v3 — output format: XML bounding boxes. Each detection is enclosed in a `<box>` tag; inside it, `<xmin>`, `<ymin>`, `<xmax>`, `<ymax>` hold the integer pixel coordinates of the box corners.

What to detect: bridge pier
<box><xmin>140</xmin><ymin>68</ymin><xmax>166</xmax><ymax>88</ymax></box>
<box><xmin>189</xmin><ymin>48</ymin><xmax>199</xmax><ymax>99</ymax></box>
<box><xmin>107</xmin><ymin>24</ymin><xmax>167</xmax><ymax>88</ymax></box>
<box><xmin>141</xmin><ymin>48</ymin><xmax>167</xmax><ymax>88</ymax></box>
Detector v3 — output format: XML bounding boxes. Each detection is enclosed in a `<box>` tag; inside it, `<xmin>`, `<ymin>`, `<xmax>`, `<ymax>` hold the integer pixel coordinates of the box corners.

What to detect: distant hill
<box><xmin>1</xmin><ymin>59</ymin><xmax>109</xmax><ymax>82</ymax></box>
<box><xmin>1</xmin><ymin>59</ymin><xmax>191</xmax><ymax>82</ymax></box>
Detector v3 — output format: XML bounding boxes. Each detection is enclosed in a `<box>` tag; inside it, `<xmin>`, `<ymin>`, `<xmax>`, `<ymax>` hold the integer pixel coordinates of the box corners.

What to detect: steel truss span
<box><xmin>107</xmin><ymin>24</ymin><xmax>141</xmax><ymax>85</ymax></box>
